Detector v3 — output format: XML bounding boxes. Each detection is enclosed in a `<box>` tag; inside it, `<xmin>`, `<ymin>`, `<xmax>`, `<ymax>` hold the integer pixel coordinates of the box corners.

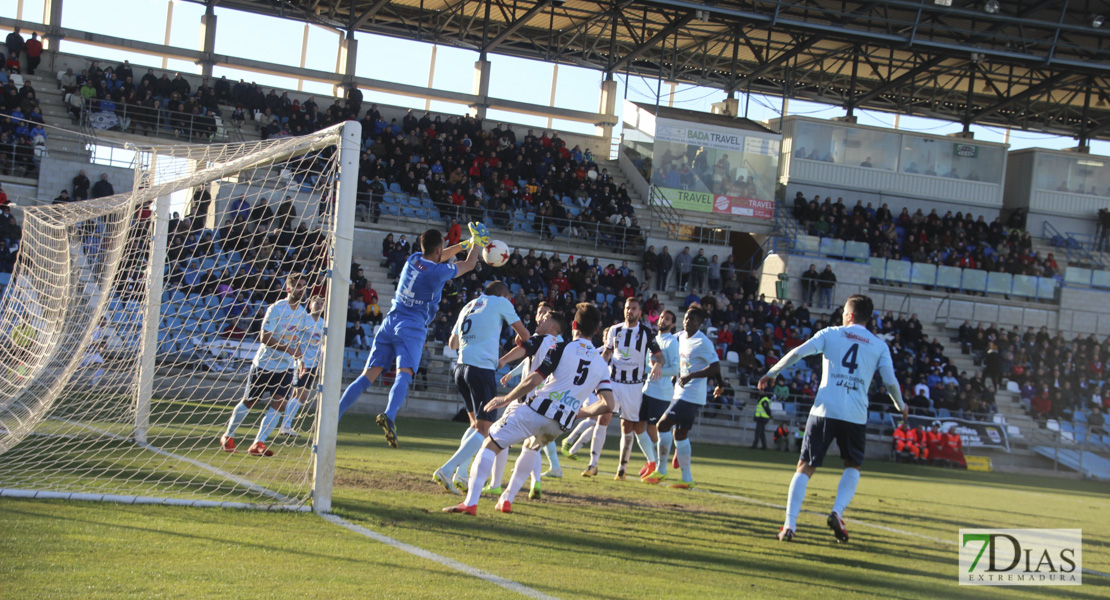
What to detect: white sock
<box><xmin>281</xmin><ymin>398</ymin><xmax>302</xmax><ymax>432</ymax></box>
<box><xmin>785</xmin><ymin>472</ymin><xmax>810</xmax><ymax>531</ymax></box>
<box><xmin>441</xmin><ymin>427</ymin><xmax>482</xmax><ymax>477</ymax></box>
<box><xmin>542</xmin><ymin>441</ymin><xmax>561</xmax><ymax>474</ymax></box>
<box><xmin>569</xmin><ymin>419</ymin><xmax>595</xmax><ymax>454</ymax></box>
<box><xmin>502</xmin><ymin>447</ymin><xmax>540</xmax><ymax>504</ymax></box>
<box><xmin>225</xmin><ymin>401</ymin><xmax>250</xmax><ymax>438</ymax></box>
<box><xmin>618</xmin><ymin>431</ymin><xmax>634</xmax><ymax>472</ymax></box>
<box><xmin>675</xmin><ymin>438</ymin><xmax>692</xmax><ymax>482</ymax></box>
<box><xmin>657</xmin><ymin>431</ymin><xmax>674</xmax><ymax>475</ymax></box>
<box><xmin>254</xmin><ymin>408</ymin><xmax>280</xmax><ymax>444</ymax></box>
<box><xmin>566</xmin><ymin>418</ymin><xmax>594</xmax><ymax>446</ymax></box>
<box><xmin>832</xmin><ymin>468</ymin><xmax>861</xmax><ymax>517</ymax></box>
<box><xmin>465</xmin><ymin>447</ymin><xmax>496</xmax><ymax>507</ymax></box>
<box><xmin>636</xmin><ymin>431</ymin><xmax>657</xmax><ymax>463</ymax></box>
<box><xmin>589</xmin><ymin>421</ymin><xmax>609</xmax><ymax>468</ymax></box>
<box><xmin>488</xmin><ymin>446</ymin><xmax>509</xmax><ymax>489</ymax></box>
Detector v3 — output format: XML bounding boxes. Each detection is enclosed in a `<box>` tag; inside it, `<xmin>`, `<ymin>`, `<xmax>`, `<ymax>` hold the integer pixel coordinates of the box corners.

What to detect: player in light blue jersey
<box><xmin>280</xmin><ymin>295</ymin><xmax>325</xmax><ymax>437</ymax></box>
<box><xmin>220</xmin><ymin>273</ymin><xmax>308</xmax><ymax>457</ymax></box>
<box><xmin>433</xmin><ymin>281</ymin><xmax>529</xmax><ymax>495</ymax></box>
<box><xmin>759</xmin><ymin>294</ymin><xmax>906</xmax><ymax>543</ymax></box>
<box><xmin>639</xmin><ymin>309</ymin><xmax>679</xmax><ymax>480</ymax></box>
<box><xmin>643</xmin><ymin>307</ymin><xmax>723</xmax><ymax>488</ymax></box>
<box><xmin>337</xmin><ymin>225</ymin><xmax>485</xmax><ymax>448</ymax></box>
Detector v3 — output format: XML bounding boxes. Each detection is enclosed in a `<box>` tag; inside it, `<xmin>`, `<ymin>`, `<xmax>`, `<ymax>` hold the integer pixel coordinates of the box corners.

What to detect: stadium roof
<box><xmin>206</xmin><ymin>0</ymin><xmax>1110</xmax><ymax>143</ymax></box>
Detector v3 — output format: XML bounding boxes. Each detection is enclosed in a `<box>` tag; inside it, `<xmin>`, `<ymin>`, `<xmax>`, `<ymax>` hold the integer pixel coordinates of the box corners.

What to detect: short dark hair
<box><xmin>661</xmin><ymin>309</ymin><xmax>677</xmax><ymax>323</ymax></box>
<box><xmin>624</xmin><ymin>296</ymin><xmax>640</xmax><ymax>308</ymax></box>
<box><xmin>845</xmin><ymin>294</ymin><xmax>873</xmax><ymax>324</ymax></box>
<box><xmin>573</xmin><ymin>302</ymin><xmax>602</xmax><ymax>337</ymax></box>
<box><xmin>548</xmin><ymin>311</ymin><xmax>569</xmax><ymax>335</ymax></box>
<box><xmin>686</xmin><ymin>306</ymin><xmax>708</xmax><ymax>323</ymax></box>
<box><xmin>484</xmin><ymin>281</ymin><xmax>509</xmax><ymax>297</ymax></box>
<box><xmin>419</xmin><ymin>229</ymin><xmax>443</xmax><ymax>254</ymax></box>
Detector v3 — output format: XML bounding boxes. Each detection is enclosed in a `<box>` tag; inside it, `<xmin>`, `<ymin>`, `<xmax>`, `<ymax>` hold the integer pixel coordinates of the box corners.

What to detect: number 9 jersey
<box><xmin>792</xmin><ymin>323</ymin><xmax>898</xmax><ymax>425</ymax></box>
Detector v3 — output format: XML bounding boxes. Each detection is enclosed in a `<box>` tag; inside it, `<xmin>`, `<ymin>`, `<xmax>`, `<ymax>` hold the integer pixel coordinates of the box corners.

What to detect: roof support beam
<box><xmin>483</xmin><ymin>0</ymin><xmax>552</xmax><ymax>53</ymax></box>
<box><xmin>606</xmin><ymin>11</ymin><xmax>694</xmax><ymax>76</ymax></box>
<box><xmin>850</xmin><ymin>55</ymin><xmax>946</xmax><ymax>106</ymax></box>
<box><xmin>970</xmin><ymin>72</ymin><xmax>1072</xmax><ymax>122</ymax></box>
<box><xmin>350</xmin><ymin>0</ymin><xmax>390</xmax><ymax>30</ymax></box>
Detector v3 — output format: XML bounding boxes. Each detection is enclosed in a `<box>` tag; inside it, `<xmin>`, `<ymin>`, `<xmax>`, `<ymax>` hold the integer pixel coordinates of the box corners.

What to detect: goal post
<box><xmin>0</xmin><ymin>122</ymin><xmax>359</xmax><ymax>510</ymax></box>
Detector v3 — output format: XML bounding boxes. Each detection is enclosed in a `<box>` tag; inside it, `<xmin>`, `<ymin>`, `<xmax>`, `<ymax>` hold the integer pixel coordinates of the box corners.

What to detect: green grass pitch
<box><xmin>2</xmin><ymin>416</ymin><xmax>1108</xmax><ymax>599</ymax></box>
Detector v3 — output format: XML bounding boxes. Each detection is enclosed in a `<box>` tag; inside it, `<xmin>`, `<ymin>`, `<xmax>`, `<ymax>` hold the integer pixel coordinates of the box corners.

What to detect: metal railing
<box><xmin>1043</xmin><ymin>221</ymin><xmax>1102</xmax><ymax>269</ymax></box>
<box><xmin>77</xmin><ymin>97</ymin><xmax>241</xmax><ymax>145</ymax></box>
<box><xmin>358</xmin><ymin>193</ymin><xmax>647</xmax><ymax>257</ymax></box>
<box><xmin>646</xmin><ymin>185</ymin><xmax>731</xmax><ymax>245</ymax></box>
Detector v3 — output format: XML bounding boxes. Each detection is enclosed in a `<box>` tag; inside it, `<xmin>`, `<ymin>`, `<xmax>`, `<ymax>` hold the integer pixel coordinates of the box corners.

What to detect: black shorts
<box><xmin>800</xmin><ymin>414</ymin><xmax>867</xmax><ymax>468</ymax></box>
<box><xmin>245</xmin><ymin>366</ymin><xmax>293</xmax><ymax>403</ymax></box>
<box><xmin>454</xmin><ymin>364</ymin><xmax>499</xmax><ymax>422</ymax></box>
<box><xmin>664</xmin><ymin>400</ymin><xmax>701</xmax><ymax>431</ymax></box>
<box><xmin>640</xmin><ymin>394</ymin><xmax>671</xmax><ymax>425</ymax></box>
<box><xmin>296</xmin><ymin>365</ymin><xmax>319</xmax><ymax>390</ymax></box>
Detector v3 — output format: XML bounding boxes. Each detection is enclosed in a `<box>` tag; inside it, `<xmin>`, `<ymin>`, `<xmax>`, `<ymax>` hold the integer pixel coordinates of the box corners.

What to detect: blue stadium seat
<box><xmin>385</xmin><ymin>204</ymin><xmax>400</xmax><ymax>216</ymax></box>
<box><xmin>389</xmin><ymin>183</ymin><xmax>403</xmax><ymax>193</ymax></box>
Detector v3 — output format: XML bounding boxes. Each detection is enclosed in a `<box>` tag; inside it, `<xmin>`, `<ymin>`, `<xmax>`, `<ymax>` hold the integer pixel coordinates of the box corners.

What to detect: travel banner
<box><xmin>655</xmin><ymin>118</ymin><xmax>781</xmax><ymax>156</ymax></box>
<box><xmin>906</xmin><ymin>414</ymin><xmax>1010</xmax><ymax>451</ymax></box>
<box><xmin>656</xmin><ymin>187</ymin><xmax>712</xmax><ymax>212</ymax></box>
<box><xmin>713</xmin><ymin>195</ymin><xmax>774</xmax><ymax>219</ymax></box>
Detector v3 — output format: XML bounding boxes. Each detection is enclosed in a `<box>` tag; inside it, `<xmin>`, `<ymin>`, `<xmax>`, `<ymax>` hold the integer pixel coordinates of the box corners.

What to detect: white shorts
<box><xmin>490</xmin><ymin>401</ymin><xmax>564</xmax><ymax>451</ymax></box>
<box><xmin>80</xmin><ymin>353</ymin><xmax>105</xmax><ymax>368</ymax></box>
<box><xmin>611</xmin><ymin>382</ymin><xmax>644</xmax><ymax>422</ymax></box>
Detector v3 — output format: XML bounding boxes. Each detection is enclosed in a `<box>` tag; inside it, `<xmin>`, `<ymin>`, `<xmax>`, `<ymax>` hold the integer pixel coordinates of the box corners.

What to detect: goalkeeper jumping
<box><xmin>337</xmin><ymin>223</ymin><xmax>488</xmax><ymax>447</ymax></box>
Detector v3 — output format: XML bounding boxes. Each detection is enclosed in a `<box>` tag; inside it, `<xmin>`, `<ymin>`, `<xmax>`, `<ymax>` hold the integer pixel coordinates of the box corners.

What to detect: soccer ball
<box><xmin>483</xmin><ymin>240</ymin><xmax>510</xmax><ymax>268</ymax></box>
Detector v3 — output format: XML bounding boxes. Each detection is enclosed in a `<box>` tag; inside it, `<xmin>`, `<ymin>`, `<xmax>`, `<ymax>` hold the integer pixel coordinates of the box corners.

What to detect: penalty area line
<box><xmin>319</xmin><ymin>513</ymin><xmax>561</xmax><ymax>600</ymax></box>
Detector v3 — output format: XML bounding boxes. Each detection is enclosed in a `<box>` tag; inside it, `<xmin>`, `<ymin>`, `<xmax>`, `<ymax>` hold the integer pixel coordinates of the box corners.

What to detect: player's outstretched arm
<box><xmin>485</xmin><ymin>370</ymin><xmax>545</xmax><ymax>411</ymax></box>
<box><xmin>758</xmin><ymin>335</ymin><xmax>824</xmax><ymax>390</ymax></box>
<box><xmin>577</xmin><ymin>389</ymin><xmax>615</xmax><ymax>419</ymax></box>
<box><xmin>510</xmin><ymin>320</ymin><xmax>530</xmax><ymax>346</ymax></box>
<box><xmin>498</xmin><ymin>345</ymin><xmax>528</xmax><ymax>369</ymax></box>
<box><xmin>878</xmin><ymin>351</ymin><xmax>909</xmax><ymax>420</ymax></box>
<box><xmin>452</xmin><ymin>238</ymin><xmax>482</xmax><ymax>277</ymax></box>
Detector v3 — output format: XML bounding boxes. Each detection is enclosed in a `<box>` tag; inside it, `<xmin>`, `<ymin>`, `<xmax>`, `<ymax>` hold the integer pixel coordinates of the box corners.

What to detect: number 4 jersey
<box><xmin>529</xmin><ymin>338</ymin><xmax>612</xmax><ymax>430</ymax></box>
<box><xmin>790</xmin><ymin>323</ymin><xmax>898</xmax><ymax>425</ymax></box>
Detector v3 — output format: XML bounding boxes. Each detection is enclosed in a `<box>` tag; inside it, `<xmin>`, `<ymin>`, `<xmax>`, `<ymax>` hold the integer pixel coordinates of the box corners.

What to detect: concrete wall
<box><xmin>757</xmin><ymin>253</ymin><xmax>871</xmax><ymax>307</ymax></box>
<box><xmin>34</xmin><ymin>154</ymin><xmax>134</xmax><ymax>205</ymax></box>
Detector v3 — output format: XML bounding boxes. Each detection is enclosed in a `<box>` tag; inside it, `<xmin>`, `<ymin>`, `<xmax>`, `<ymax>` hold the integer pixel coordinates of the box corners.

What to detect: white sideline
<box><xmin>319</xmin><ymin>513</ymin><xmax>561</xmax><ymax>600</ymax></box>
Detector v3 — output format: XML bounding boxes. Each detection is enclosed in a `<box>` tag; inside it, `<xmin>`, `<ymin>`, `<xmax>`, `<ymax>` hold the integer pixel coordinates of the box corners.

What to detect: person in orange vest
<box><xmin>923</xmin><ymin>423</ymin><xmax>943</xmax><ymax>465</ymax></box>
<box><xmin>907</xmin><ymin>425</ymin><xmax>925</xmax><ymax>463</ymax></box>
<box><xmin>941</xmin><ymin>428</ymin><xmax>967</xmax><ymax>468</ymax></box>
<box><xmin>773</xmin><ymin>420</ymin><xmax>792</xmax><ymax>452</ymax></box>
<box><xmin>892</xmin><ymin>421</ymin><xmax>919</xmax><ymax>461</ymax></box>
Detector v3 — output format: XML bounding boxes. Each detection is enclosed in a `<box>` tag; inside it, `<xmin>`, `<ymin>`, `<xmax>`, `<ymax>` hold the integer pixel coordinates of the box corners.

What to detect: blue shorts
<box><xmin>453</xmin><ymin>363</ymin><xmax>499</xmax><ymax>422</ymax></box>
<box><xmin>366</xmin><ymin>314</ymin><xmax>427</xmax><ymax>373</ymax></box>
<box><xmin>640</xmin><ymin>394</ymin><xmax>671</xmax><ymax>425</ymax></box>
<box><xmin>664</xmin><ymin>400</ymin><xmax>701</xmax><ymax>431</ymax></box>
<box><xmin>245</xmin><ymin>366</ymin><xmax>293</xmax><ymax>404</ymax></box>
<box><xmin>800</xmin><ymin>414</ymin><xmax>867</xmax><ymax>468</ymax></box>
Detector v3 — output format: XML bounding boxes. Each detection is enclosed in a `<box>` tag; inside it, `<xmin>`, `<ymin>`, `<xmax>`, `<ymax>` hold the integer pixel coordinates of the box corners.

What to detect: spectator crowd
<box><xmin>791</xmin><ymin>192</ymin><xmax>1058</xmax><ymax>279</ymax></box>
<box><xmin>1</xmin><ymin>28</ymin><xmax>48</xmax><ymax>177</ymax></box>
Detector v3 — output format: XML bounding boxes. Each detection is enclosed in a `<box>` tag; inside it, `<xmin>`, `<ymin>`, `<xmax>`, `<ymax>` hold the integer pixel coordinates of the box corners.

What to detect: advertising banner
<box><xmin>906</xmin><ymin>414</ymin><xmax>1009</xmax><ymax>450</ymax></box>
<box><xmin>713</xmin><ymin>195</ymin><xmax>775</xmax><ymax>219</ymax></box>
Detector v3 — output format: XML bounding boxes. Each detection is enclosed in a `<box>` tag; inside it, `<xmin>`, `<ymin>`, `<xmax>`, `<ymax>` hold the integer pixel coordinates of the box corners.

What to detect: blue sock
<box><xmin>442</xmin><ymin>427</ymin><xmax>483</xmax><ymax>476</ymax></box>
<box><xmin>543</xmin><ymin>441</ymin><xmax>561</xmax><ymax>472</ymax></box>
<box><xmin>337</xmin><ymin>375</ymin><xmax>372</xmax><ymax>419</ymax></box>
<box><xmin>657</xmin><ymin>431</ymin><xmax>674</xmax><ymax>475</ymax></box>
<box><xmin>384</xmin><ymin>371</ymin><xmax>413</xmax><ymax>421</ymax></box>
<box><xmin>675</xmin><ymin>438</ymin><xmax>693</xmax><ymax>482</ymax></box>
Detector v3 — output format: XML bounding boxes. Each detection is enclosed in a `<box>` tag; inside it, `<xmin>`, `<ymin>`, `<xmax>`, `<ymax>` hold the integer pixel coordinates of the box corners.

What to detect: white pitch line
<box><xmin>690</xmin><ymin>486</ymin><xmax>1109</xmax><ymax>579</ymax></box>
<box><xmin>320</xmin><ymin>513</ymin><xmax>561</xmax><ymax>600</ymax></box>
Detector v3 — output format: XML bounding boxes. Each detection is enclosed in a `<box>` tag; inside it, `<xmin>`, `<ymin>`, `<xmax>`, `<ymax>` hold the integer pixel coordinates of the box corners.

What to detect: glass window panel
<box><xmin>1033</xmin><ymin>153</ymin><xmax>1110</xmax><ymax>196</ymax></box>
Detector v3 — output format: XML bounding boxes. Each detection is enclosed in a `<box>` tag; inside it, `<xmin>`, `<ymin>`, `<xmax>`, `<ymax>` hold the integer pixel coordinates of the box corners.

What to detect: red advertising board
<box><xmin>713</xmin><ymin>195</ymin><xmax>775</xmax><ymax>219</ymax></box>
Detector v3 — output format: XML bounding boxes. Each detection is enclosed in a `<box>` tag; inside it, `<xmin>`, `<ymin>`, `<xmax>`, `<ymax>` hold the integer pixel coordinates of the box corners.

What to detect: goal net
<box><xmin>0</xmin><ymin>122</ymin><xmax>358</xmax><ymax>510</ymax></box>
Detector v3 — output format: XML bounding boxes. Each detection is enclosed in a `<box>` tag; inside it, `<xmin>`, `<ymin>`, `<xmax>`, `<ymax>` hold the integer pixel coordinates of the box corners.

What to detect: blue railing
<box><xmin>1043</xmin><ymin>221</ymin><xmax>1103</xmax><ymax>270</ymax></box>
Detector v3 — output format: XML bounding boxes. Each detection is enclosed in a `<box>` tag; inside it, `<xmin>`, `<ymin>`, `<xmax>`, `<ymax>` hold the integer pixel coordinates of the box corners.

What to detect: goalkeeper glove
<box><xmin>468</xmin><ymin>221</ymin><xmax>490</xmax><ymax>247</ymax></box>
